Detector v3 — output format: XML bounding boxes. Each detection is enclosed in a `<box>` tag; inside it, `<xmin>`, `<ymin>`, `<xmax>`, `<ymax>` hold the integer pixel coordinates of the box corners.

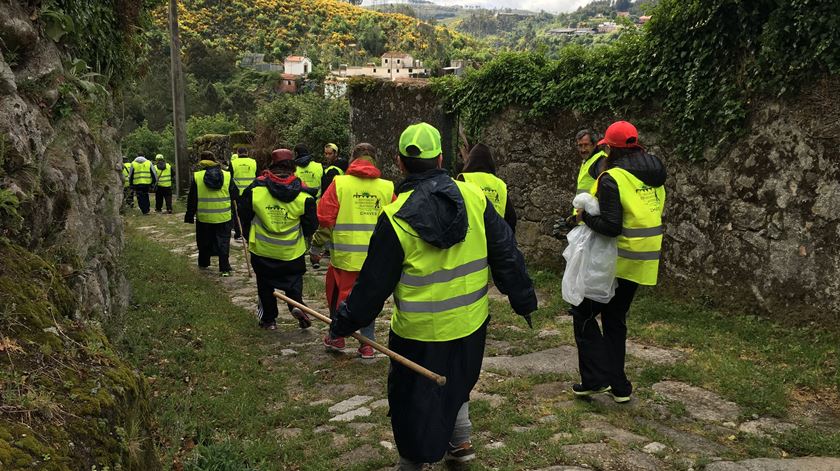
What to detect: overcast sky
<box><xmin>363</xmin><ymin>0</ymin><xmax>593</xmax><ymax>14</ymax></box>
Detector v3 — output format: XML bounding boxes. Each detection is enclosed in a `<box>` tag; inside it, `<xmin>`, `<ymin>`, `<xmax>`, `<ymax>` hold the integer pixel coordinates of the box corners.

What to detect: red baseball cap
<box><xmin>598</xmin><ymin>121</ymin><xmax>640</xmax><ymax>148</ymax></box>
<box><xmin>271</xmin><ymin>148</ymin><xmax>294</xmax><ymax>162</ymax></box>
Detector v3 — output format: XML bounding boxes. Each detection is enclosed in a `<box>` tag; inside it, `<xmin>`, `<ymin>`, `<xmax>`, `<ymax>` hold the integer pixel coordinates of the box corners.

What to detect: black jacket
<box><xmin>184</xmin><ymin>165</ymin><xmax>238</xmax><ymax>224</ymax></box>
<box><xmin>237</xmin><ymin>174</ymin><xmax>318</xmax><ymax>252</ymax></box>
<box><xmin>320</xmin><ymin>157</ymin><xmax>349</xmax><ymax>194</ymax></box>
<box><xmin>582</xmin><ymin>150</ymin><xmax>666</xmax><ymax>237</ymax></box>
<box><xmin>329</xmin><ymin>169</ymin><xmax>536</xmax><ymax>463</ymax></box>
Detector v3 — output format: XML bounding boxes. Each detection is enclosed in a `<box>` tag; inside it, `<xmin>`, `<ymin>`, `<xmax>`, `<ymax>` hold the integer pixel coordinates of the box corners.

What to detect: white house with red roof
<box><xmin>283</xmin><ymin>55</ymin><xmax>312</xmax><ymax>76</ymax></box>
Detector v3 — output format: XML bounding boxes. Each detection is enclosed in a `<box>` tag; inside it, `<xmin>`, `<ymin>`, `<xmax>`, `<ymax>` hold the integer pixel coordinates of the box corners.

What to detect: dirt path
<box><xmin>130</xmin><ymin>213</ymin><xmax>840</xmax><ymax>470</ymax></box>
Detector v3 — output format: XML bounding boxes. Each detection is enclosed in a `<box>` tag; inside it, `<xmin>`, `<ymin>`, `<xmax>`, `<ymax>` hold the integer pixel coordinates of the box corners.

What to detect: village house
<box><xmin>283</xmin><ymin>55</ymin><xmax>312</xmax><ymax>76</ymax></box>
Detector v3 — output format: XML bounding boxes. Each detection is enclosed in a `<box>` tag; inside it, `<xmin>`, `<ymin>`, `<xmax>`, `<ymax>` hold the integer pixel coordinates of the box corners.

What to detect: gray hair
<box><xmin>575</xmin><ymin>129</ymin><xmax>599</xmax><ymax>144</ymax></box>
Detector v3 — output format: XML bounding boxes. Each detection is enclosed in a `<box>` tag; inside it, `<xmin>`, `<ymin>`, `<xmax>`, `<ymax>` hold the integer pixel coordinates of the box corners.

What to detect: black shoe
<box><xmin>572</xmin><ymin>384</ymin><xmax>611</xmax><ymax>397</ymax></box>
<box><xmin>610</xmin><ymin>390</ymin><xmax>632</xmax><ymax>403</ymax></box>
<box><xmin>258</xmin><ymin>321</ymin><xmax>277</xmax><ymax>330</ymax></box>
<box><xmin>444</xmin><ymin>442</ymin><xmax>475</xmax><ymax>463</ymax></box>
<box><xmin>291</xmin><ymin>307</ymin><xmax>311</xmax><ymax>329</ymax></box>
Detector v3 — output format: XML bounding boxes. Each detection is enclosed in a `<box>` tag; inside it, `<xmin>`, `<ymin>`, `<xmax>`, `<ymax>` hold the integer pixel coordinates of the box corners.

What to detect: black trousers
<box><xmin>196</xmin><ymin>220</ymin><xmax>232</xmax><ymax>272</ymax></box>
<box><xmin>252</xmin><ymin>253</ymin><xmax>305</xmax><ymax>324</ymax></box>
<box><xmin>571</xmin><ymin>278</ymin><xmax>639</xmax><ymax>396</ymax></box>
<box><xmin>232</xmin><ymin>200</ymin><xmax>241</xmax><ymax>238</ymax></box>
<box><xmin>134</xmin><ymin>185</ymin><xmax>150</xmax><ymax>214</ymax></box>
<box><xmin>155</xmin><ymin>186</ymin><xmax>173</xmax><ymax>212</ymax></box>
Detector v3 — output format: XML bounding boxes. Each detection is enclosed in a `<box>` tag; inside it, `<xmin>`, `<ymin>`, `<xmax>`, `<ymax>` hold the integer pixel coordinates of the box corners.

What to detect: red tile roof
<box><xmin>285</xmin><ymin>55</ymin><xmax>307</xmax><ymax>62</ymax></box>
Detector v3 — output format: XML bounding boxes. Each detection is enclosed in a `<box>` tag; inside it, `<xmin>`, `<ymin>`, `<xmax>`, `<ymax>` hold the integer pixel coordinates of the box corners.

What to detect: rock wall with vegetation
<box><xmin>479</xmin><ymin>77</ymin><xmax>840</xmax><ymax>323</ymax></box>
<box><xmin>348</xmin><ymin>78</ymin><xmax>455</xmax><ymax>181</ymax></box>
<box><xmin>0</xmin><ymin>0</ymin><xmax>158</xmax><ymax>468</ymax></box>
<box><xmin>350</xmin><ymin>74</ymin><xmax>840</xmax><ymax>324</ymax></box>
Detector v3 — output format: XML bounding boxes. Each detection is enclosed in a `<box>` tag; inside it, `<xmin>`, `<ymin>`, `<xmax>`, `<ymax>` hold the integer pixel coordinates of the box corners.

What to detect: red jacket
<box><xmin>317</xmin><ymin>159</ymin><xmax>395</xmax><ymax>228</ymax></box>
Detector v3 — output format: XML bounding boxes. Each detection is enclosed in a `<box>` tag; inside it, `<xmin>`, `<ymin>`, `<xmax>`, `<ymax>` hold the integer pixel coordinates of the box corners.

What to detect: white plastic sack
<box><xmin>561</xmin><ymin>194</ymin><xmax>617</xmax><ymax>306</ymax></box>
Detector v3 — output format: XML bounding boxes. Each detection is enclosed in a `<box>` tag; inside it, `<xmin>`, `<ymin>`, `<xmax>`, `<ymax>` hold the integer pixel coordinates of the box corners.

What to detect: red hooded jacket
<box><xmin>317</xmin><ymin>158</ymin><xmax>395</xmax><ymax>228</ymax></box>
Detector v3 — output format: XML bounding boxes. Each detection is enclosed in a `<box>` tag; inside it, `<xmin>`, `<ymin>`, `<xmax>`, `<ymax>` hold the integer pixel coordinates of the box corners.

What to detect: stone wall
<box><xmin>0</xmin><ymin>1</ymin><xmax>158</xmax><ymax>467</ymax></box>
<box><xmin>348</xmin><ymin>79</ymin><xmax>455</xmax><ymax>181</ymax></box>
<box><xmin>348</xmin><ymin>77</ymin><xmax>840</xmax><ymax>322</ymax></box>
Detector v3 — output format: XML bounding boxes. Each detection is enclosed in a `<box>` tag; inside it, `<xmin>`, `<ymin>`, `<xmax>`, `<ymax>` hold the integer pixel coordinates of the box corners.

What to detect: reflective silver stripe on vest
<box><xmin>395</xmin><ymin>285</ymin><xmax>488</xmax><ymax>313</ymax></box>
<box><xmin>198</xmin><ymin>197</ymin><xmax>230</xmax><ymax>202</ymax></box>
<box><xmin>333</xmin><ymin>223</ymin><xmax>377</xmax><ymax>231</ymax></box>
<box><xmin>399</xmin><ymin>258</ymin><xmax>488</xmax><ymax>287</ymax></box>
<box><xmin>197</xmin><ymin>207</ymin><xmax>231</xmax><ymax>214</ymax></box>
<box><xmin>622</xmin><ymin>226</ymin><xmax>663</xmax><ymax>238</ymax></box>
<box><xmin>332</xmin><ymin>243</ymin><xmax>369</xmax><ymax>253</ymax></box>
<box><xmin>252</xmin><ymin>217</ymin><xmax>301</xmax><ymax>236</ymax></box>
<box><xmin>255</xmin><ymin>233</ymin><xmax>300</xmax><ymax>246</ymax></box>
<box><xmin>575</xmin><ymin>189</ymin><xmax>590</xmax><ymax>194</ymax></box>
<box><xmin>617</xmin><ymin>248</ymin><xmax>661</xmax><ymax>260</ymax></box>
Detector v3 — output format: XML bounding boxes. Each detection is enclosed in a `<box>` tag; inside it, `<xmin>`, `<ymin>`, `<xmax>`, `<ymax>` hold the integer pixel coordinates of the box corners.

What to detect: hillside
<box><xmin>152</xmin><ymin>0</ymin><xmax>469</xmax><ymax>63</ymax></box>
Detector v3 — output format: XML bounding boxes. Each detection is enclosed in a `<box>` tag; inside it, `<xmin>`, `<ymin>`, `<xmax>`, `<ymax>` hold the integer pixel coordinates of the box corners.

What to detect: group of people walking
<box><xmin>122</xmin><ymin>154</ymin><xmax>174</xmax><ymax>214</ymax></box>
<box><xmin>124</xmin><ymin>119</ymin><xmax>666</xmax><ymax>470</ymax></box>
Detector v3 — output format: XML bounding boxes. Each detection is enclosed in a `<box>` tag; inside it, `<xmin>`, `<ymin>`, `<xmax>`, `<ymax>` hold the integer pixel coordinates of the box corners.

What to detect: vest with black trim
<box><xmin>460</xmin><ymin>171</ymin><xmax>507</xmax><ymax>216</ymax></box>
<box><xmin>194</xmin><ymin>169</ymin><xmax>232</xmax><ymax>224</ymax></box>
<box><xmin>296</xmin><ymin>161</ymin><xmax>323</xmax><ymax>197</ymax></box>
<box><xmin>594</xmin><ymin>167</ymin><xmax>666</xmax><ymax>286</ymax></box>
<box><xmin>132</xmin><ymin>160</ymin><xmax>153</xmax><ymax>185</ymax></box>
<box><xmin>331</xmin><ymin>175</ymin><xmax>394</xmax><ymax>271</ymax></box>
<box><xmin>248</xmin><ymin>186</ymin><xmax>311</xmax><ymax>261</ymax></box>
<box><xmin>122</xmin><ymin>163</ymin><xmax>131</xmax><ymax>188</ymax></box>
<box><xmin>157</xmin><ymin>163</ymin><xmax>173</xmax><ymax>188</ymax></box>
<box><xmin>383</xmin><ymin>180</ymin><xmax>490</xmax><ymax>342</ymax></box>
<box><xmin>231</xmin><ymin>157</ymin><xmax>257</xmax><ymax>190</ymax></box>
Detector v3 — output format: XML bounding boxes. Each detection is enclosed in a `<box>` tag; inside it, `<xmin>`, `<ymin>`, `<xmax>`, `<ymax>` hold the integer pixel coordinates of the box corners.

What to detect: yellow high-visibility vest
<box><xmin>232</xmin><ymin>157</ymin><xmax>257</xmax><ymax>190</ymax></box>
<box><xmin>296</xmin><ymin>161</ymin><xmax>324</xmax><ymax>197</ymax></box>
<box><xmin>384</xmin><ymin>180</ymin><xmax>489</xmax><ymax>342</ymax></box>
<box><xmin>595</xmin><ymin>167</ymin><xmax>666</xmax><ymax>286</ymax></box>
<box><xmin>331</xmin><ymin>175</ymin><xmax>394</xmax><ymax>271</ymax></box>
<box><xmin>194</xmin><ymin>169</ymin><xmax>232</xmax><ymax>224</ymax></box>
<box><xmin>249</xmin><ymin>186</ymin><xmax>311</xmax><ymax>260</ymax></box>
<box><xmin>132</xmin><ymin>160</ymin><xmax>153</xmax><ymax>185</ymax></box>
<box><xmin>460</xmin><ymin>171</ymin><xmax>507</xmax><ymax>216</ymax></box>
<box><xmin>157</xmin><ymin>163</ymin><xmax>173</xmax><ymax>188</ymax></box>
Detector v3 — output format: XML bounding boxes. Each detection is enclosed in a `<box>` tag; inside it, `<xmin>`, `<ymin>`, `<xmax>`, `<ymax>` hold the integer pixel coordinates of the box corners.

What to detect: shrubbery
<box><xmin>121</xmin><ymin>113</ymin><xmax>243</xmax><ymax>162</ymax></box>
<box><xmin>253</xmin><ymin>93</ymin><xmax>350</xmax><ymax>157</ymax></box>
<box><xmin>434</xmin><ymin>0</ymin><xmax>840</xmax><ymax>161</ymax></box>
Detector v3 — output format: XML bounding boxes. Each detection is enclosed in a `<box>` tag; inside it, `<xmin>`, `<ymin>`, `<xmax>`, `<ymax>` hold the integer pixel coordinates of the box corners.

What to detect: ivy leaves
<box><xmin>433</xmin><ymin>0</ymin><xmax>838</xmax><ymax>162</ymax></box>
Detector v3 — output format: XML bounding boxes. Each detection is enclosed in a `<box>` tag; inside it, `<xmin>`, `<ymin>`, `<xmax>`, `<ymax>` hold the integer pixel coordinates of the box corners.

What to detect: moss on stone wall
<box><xmin>0</xmin><ymin>241</ymin><xmax>159</xmax><ymax>470</ymax></box>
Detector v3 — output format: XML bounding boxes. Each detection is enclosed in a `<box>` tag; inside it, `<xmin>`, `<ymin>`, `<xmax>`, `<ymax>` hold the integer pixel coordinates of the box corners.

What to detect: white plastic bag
<box><xmin>561</xmin><ymin>194</ymin><xmax>617</xmax><ymax>306</ymax></box>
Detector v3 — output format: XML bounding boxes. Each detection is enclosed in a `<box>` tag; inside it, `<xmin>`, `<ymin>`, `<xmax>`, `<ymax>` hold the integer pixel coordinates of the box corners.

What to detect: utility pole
<box><xmin>169</xmin><ymin>0</ymin><xmax>189</xmax><ymax>197</ymax></box>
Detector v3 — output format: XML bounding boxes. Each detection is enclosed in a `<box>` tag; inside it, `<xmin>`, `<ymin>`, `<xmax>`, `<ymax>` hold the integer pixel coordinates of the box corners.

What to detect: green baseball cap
<box><xmin>155</xmin><ymin>154</ymin><xmax>164</xmax><ymax>161</ymax></box>
<box><xmin>399</xmin><ymin>122</ymin><xmax>442</xmax><ymax>159</ymax></box>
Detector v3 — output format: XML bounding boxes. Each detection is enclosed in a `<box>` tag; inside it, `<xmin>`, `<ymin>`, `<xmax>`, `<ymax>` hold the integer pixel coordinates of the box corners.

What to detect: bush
<box><xmin>253</xmin><ymin>93</ymin><xmax>350</xmax><ymax>157</ymax></box>
<box><xmin>433</xmin><ymin>0</ymin><xmax>840</xmax><ymax>161</ymax></box>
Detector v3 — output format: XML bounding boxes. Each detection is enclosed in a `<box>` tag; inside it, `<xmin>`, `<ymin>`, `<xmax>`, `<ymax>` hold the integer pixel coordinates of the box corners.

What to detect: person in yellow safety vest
<box><xmin>183</xmin><ymin>151</ymin><xmax>239</xmax><ymax>276</ymax></box>
<box><xmin>129</xmin><ymin>154</ymin><xmax>157</xmax><ymax>215</ymax></box>
<box><xmin>328</xmin><ymin>123</ymin><xmax>537</xmax><ymax>469</ymax></box>
<box><xmin>292</xmin><ymin>144</ymin><xmax>322</xmax><ymax>197</ymax></box>
<box><xmin>236</xmin><ymin>148</ymin><xmax>319</xmax><ymax>330</ymax></box>
<box><xmin>318</xmin><ymin>143</ymin><xmax>395</xmax><ymax>358</ymax></box>
<box><xmin>456</xmin><ymin>143</ymin><xmax>517</xmax><ymax>233</ymax></box>
<box><xmin>122</xmin><ymin>158</ymin><xmax>134</xmax><ymax>209</ymax></box>
<box><xmin>570</xmin><ymin>120</ymin><xmax>666</xmax><ymax>405</ymax></box>
<box><xmin>153</xmin><ymin>154</ymin><xmax>174</xmax><ymax>214</ymax></box>
<box><xmin>310</xmin><ymin>143</ymin><xmax>350</xmax><ymax>268</ymax></box>
<box><xmin>230</xmin><ymin>147</ymin><xmax>258</xmax><ymax>241</ymax></box>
